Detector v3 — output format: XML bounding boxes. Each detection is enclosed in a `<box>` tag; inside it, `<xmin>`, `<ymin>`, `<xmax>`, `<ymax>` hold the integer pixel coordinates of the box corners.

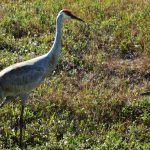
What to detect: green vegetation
<box><xmin>0</xmin><ymin>0</ymin><xmax>150</xmax><ymax>149</ymax></box>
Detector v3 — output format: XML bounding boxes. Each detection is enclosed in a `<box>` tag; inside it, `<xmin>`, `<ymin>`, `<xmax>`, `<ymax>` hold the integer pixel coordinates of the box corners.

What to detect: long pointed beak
<box><xmin>70</xmin><ymin>13</ymin><xmax>84</xmax><ymax>22</ymax></box>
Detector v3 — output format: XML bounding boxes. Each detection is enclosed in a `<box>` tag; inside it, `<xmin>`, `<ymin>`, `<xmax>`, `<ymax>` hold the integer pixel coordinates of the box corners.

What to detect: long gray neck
<box><xmin>47</xmin><ymin>14</ymin><xmax>63</xmax><ymax>56</ymax></box>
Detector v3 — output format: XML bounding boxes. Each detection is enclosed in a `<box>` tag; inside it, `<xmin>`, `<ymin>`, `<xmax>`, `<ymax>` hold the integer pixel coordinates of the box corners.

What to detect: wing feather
<box><xmin>0</xmin><ymin>64</ymin><xmax>45</xmax><ymax>94</ymax></box>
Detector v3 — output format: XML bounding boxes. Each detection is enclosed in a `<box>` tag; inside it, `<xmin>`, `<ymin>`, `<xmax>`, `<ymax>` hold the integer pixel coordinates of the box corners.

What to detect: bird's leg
<box><xmin>19</xmin><ymin>93</ymin><xmax>29</xmax><ymax>149</ymax></box>
<box><xmin>19</xmin><ymin>105</ymin><xmax>25</xmax><ymax>149</ymax></box>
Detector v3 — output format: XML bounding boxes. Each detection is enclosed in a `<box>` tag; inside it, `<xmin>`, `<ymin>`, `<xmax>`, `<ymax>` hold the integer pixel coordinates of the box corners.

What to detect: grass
<box><xmin>0</xmin><ymin>0</ymin><xmax>150</xmax><ymax>149</ymax></box>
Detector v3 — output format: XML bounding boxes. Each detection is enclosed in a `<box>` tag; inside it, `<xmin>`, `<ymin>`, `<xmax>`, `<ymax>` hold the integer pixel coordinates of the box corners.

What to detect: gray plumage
<box><xmin>0</xmin><ymin>9</ymin><xmax>83</xmax><ymax>148</ymax></box>
<box><xmin>0</xmin><ymin>11</ymin><xmax>63</xmax><ymax>107</ymax></box>
<box><xmin>0</xmin><ymin>54</ymin><xmax>58</xmax><ymax>106</ymax></box>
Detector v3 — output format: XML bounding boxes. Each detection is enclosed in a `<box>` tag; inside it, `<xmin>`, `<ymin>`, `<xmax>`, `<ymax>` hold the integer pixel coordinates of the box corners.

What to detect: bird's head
<box><xmin>59</xmin><ymin>9</ymin><xmax>84</xmax><ymax>22</ymax></box>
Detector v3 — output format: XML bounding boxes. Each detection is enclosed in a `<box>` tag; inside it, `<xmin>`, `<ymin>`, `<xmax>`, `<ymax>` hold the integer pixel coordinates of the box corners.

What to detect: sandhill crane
<box><xmin>0</xmin><ymin>9</ymin><xmax>83</xmax><ymax>148</ymax></box>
